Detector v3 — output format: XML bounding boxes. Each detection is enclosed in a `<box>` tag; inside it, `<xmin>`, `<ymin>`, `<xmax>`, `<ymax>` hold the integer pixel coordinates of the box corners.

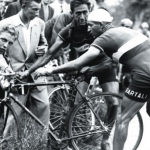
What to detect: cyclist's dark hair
<box><xmin>0</xmin><ymin>24</ymin><xmax>19</xmax><ymax>41</ymax></box>
<box><xmin>20</xmin><ymin>0</ymin><xmax>41</xmax><ymax>7</ymax></box>
<box><xmin>70</xmin><ymin>0</ymin><xmax>91</xmax><ymax>13</ymax></box>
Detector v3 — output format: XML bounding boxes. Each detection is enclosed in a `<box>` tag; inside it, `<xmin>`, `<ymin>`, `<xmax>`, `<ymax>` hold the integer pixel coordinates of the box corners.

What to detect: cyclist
<box><xmin>18</xmin><ymin>1</ymin><xmax>119</xmax><ymax>149</ymax></box>
<box><xmin>34</xmin><ymin>9</ymin><xmax>150</xmax><ymax>150</ymax></box>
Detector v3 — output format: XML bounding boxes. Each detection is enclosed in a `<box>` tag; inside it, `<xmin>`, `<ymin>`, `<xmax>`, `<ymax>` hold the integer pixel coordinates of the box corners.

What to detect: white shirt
<box><xmin>49</xmin><ymin>0</ymin><xmax>70</xmax><ymax>18</ymax></box>
<box><xmin>14</xmin><ymin>13</ymin><xmax>37</xmax><ymax>56</ymax></box>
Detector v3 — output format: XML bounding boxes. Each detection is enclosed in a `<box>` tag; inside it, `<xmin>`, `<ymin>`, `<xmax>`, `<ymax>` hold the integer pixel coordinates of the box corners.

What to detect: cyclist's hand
<box><xmin>16</xmin><ymin>70</ymin><xmax>29</xmax><ymax>80</ymax></box>
<box><xmin>34</xmin><ymin>67</ymin><xmax>53</xmax><ymax>80</ymax></box>
<box><xmin>4</xmin><ymin>67</ymin><xmax>14</xmax><ymax>74</ymax></box>
<box><xmin>80</xmin><ymin>66</ymin><xmax>90</xmax><ymax>74</ymax></box>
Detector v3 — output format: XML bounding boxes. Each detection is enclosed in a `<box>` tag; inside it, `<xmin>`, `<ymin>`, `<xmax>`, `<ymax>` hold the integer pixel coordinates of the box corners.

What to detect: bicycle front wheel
<box><xmin>68</xmin><ymin>93</ymin><xmax>143</xmax><ymax>150</ymax></box>
<box><xmin>68</xmin><ymin>94</ymin><xmax>109</xmax><ymax>150</ymax></box>
<box><xmin>49</xmin><ymin>86</ymin><xmax>68</xmax><ymax>130</ymax></box>
<box><xmin>0</xmin><ymin>102</ymin><xmax>20</xmax><ymax>149</ymax></box>
<box><xmin>123</xmin><ymin>111</ymin><xmax>143</xmax><ymax>150</ymax></box>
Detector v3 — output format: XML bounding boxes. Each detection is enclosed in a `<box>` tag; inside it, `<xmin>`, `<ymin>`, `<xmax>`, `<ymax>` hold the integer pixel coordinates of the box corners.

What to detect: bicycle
<box><xmin>48</xmin><ymin>73</ymin><xmax>143</xmax><ymax>150</ymax></box>
<box><xmin>0</xmin><ymin>72</ymin><xmax>143</xmax><ymax>150</ymax></box>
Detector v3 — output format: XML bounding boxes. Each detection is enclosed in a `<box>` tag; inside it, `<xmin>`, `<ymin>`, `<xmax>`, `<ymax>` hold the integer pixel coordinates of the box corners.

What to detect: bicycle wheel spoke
<box><xmin>49</xmin><ymin>87</ymin><xmax>68</xmax><ymax>130</ymax></box>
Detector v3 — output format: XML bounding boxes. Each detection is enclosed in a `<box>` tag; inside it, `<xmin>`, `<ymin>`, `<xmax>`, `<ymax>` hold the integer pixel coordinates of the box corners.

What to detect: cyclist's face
<box><xmin>0</xmin><ymin>32</ymin><xmax>15</xmax><ymax>54</ymax></box>
<box><xmin>23</xmin><ymin>1</ymin><xmax>41</xmax><ymax>21</ymax></box>
<box><xmin>88</xmin><ymin>21</ymin><xmax>103</xmax><ymax>38</ymax></box>
<box><xmin>73</xmin><ymin>4</ymin><xmax>90</xmax><ymax>27</ymax></box>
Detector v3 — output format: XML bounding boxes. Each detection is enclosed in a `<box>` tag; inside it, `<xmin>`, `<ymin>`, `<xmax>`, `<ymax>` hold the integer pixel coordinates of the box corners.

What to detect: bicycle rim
<box><xmin>49</xmin><ymin>86</ymin><xmax>68</xmax><ymax>130</ymax></box>
<box><xmin>68</xmin><ymin>95</ymin><xmax>108</xmax><ymax>150</ymax></box>
<box><xmin>0</xmin><ymin>102</ymin><xmax>20</xmax><ymax>149</ymax></box>
<box><xmin>123</xmin><ymin>112</ymin><xmax>143</xmax><ymax>150</ymax></box>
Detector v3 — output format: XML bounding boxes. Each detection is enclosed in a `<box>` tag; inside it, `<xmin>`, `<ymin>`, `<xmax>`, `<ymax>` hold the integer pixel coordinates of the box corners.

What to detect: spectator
<box><xmin>4</xmin><ymin>0</ymin><xmax>54</xmax><ymax>22</ymax></box>
<box><xmin>39</xmin><ymin>0</ymin><xmax>54</xmax><ymax>22</ymax></box>
<box><xmin>2</xmin><ymin>0</ymin><xmax>15</xmax><ymax>19</ymax></box>
<box><xmin>138</xmin><ymin>22</ymin><xmax>150</xmax><ymax>38</ymax></box>
<box><xmin>0</xmin><ymin>0</ymin><xmax>5</xmax><ymax>20</ymax></box>
<box><xmin>49</xmin><ymin>0</ymin><xmax>70</xmax><ymax>18</ymax></box>
<box><xmin>0</xmin><ymin>25</ymin><xmax>18</xmax><ymax>99</ymax></box>
<box><xmin>0</xmin><ymin>0</ymin><xmax>50</xmax><ymax>136</ymax></box>
<box><xmin>4</xmin><ymin>0</ymin><xmax>21</xmax><ymax>19</ymax></box>
<box><xmin>120</xmin><ymin>18</ymin><xmax>133</xmax><ymax>28</ymax></box>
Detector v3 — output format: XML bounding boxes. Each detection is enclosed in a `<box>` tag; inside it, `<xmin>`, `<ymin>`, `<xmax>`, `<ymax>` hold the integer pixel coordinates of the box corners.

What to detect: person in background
<box><xmin>0</xmin><ymin>0</ymin><xmax>50</xmax><ymax>137</ymax></box>
<box><xmin>4</xmin><ymin>0</ymin><xmax>54</xmax><ymax>22</ymax></box>
<box><xmin>0</xmin><ymin>0</ymin><xmax>5</xmax><ymax>20</ymax></box>
<box><xmin>39</xmin><ymin>0</ymin><xmax>54</xmax><ymax>22</ymax></box>
<box><xmin>120</xmin><ymin>18</ymin><xmax>133</xmax><ymax>28</ymax></box>
<box><xmin>49</xmin><ymin>0</ymin><xmax>70</xmax><ymax>18</ymax></box>
<box><xmin>4</xmin><ymin>0</ymin><xmax>21</xmax><ymax>19</ymax></box>
<box><xmin>1</xmin><ymin>0</ymin><xmax>15</xmax><ymax>19</ymax></box>
<box><xmin>138</xmin><ymin>22</ymin><xmax>150</xmax><ymax>38</ymax></box>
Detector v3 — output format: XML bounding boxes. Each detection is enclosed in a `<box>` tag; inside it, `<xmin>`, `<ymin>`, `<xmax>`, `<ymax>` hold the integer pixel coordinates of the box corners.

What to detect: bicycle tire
<box><xmin>68</xmin><ymin>94</ymin><xmax>109</xmax><ymax>150</ymax></box>
<box><xmin>68</xmin><ymin>93</ymin><xmax>143</xmax><ymax>150</ymax></box>
<box><xmin>124</xmin><ymin>111</ymin><xmax>143</xmax><ymax>150</ymax></box>
<box><xmin>48</xmin><ymin>86</ymin><xmax>69</xmax><ymax>130</ymax></box>
<box><xmin>0</xmin><ymin>102</ymin><xmax>20</xmax><ymax>149</ymax></box>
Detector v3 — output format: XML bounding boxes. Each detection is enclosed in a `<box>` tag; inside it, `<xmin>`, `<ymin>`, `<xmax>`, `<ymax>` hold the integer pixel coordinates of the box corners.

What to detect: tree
<box><xmin>105</xmin><ymin>0</ymin><xmax>150</xmax><ymax>29</ymax></box>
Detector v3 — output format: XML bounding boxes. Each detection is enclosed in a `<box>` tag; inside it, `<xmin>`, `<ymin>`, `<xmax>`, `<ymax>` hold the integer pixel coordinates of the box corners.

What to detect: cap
<box><xmin>88</xmin><ymin>9</ymin><xmax>113</xmax><ymax>22</ymax></box>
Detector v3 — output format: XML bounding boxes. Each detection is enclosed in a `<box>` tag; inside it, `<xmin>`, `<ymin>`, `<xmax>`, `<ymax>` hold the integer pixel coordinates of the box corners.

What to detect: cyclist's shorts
<box><xmin>97</xmin><ymin>68</ymin><xmax>118</xmax><ymax>85</ymax></box>
<box><xmin>124</xmin><ymin>73</ymin><xmax>150</xmax><ymax>103</ymax></box>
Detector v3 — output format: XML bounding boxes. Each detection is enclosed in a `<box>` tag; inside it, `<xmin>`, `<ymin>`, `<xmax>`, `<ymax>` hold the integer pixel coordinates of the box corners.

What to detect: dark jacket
<box><xmin>39</xmin><ymin>4</ymin><xmax>54</xmax><ymax>22</ymax></box>
<box><xmin>4</xmin><ymin>1</ymin><xmax>21</xmax><ymax>19</ymax></box>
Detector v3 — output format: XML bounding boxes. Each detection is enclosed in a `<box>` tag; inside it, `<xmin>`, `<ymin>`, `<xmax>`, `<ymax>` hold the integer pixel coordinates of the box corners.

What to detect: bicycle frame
<box><xmin>2</xmin><ymin>77</ymin><xmax>123</xmax><ymax>146</ymax></box>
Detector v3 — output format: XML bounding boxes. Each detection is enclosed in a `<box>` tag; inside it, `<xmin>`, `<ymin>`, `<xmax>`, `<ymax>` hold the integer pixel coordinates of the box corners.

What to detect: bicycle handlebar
<box><xmin>13</xmin><ymin>81</ymin><xmax>71</xmax><ymax>88</ymax></box>
<box><xmin>0</xmin><ymin>72</ymin><xmax>16</xmax><ymax>77</ymax></box>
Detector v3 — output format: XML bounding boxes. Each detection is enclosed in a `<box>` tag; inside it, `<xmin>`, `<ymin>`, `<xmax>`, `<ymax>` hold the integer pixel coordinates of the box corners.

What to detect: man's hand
<box><xmin>34</xmin><ymin>67</ymin><xmax>53</xmax><ymax>80</ymax></box>
<box><xmin>16</xmin><ymin>70</ymin><xmax>29</xmax><ymax>80</ymax></box>
<box><xmin>35</xmin><ymin>45</ymin><xmax>47</xmax><ymax>57</ymax></box>
<box><xmin>4</xmin><ymin>67</ymin><xmax>15</xmax><ymax>74</ymax></box>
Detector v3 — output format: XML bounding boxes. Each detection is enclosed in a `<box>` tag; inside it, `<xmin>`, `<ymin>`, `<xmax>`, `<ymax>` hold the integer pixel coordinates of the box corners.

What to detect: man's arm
<box><xmin>28</xmin><ymin>37</ymin><xmax>66</xmax><ymax>74</ymax></box>
<box><xmin>34</xmin><ymin>46</ymin><xmax>101</xmax><ymax>79</ymax></box>
<box><xmin>51</xmin><ymin>46</ymin><xmax>101</xmax><ymax>73</ymax></box>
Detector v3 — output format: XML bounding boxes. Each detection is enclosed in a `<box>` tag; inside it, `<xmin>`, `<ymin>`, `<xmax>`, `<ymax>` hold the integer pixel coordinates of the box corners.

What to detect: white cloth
<box><xmin>49</xmin><ymin>0</ymin><xmax>70</xmax><ymax>18</ymax></box>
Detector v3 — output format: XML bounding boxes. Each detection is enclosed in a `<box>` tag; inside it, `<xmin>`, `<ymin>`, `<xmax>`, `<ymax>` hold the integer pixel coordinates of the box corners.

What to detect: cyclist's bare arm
<box><xmin>28</xmin><ymin>37</ymin><xmax>66</xmax><ymax>74</ymax></box>
<box><xmin>52</xmin><ymin>46</ymin><xmax>101</xmax><ymax>73</ymax></box>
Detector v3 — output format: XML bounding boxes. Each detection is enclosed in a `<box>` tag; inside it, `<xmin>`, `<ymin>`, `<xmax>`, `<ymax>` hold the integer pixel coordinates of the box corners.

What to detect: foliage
<box><xmin>101</xmin><ymin>0</ymin><xmax>150</xmax><ymax>29</ymax></box>
<box><xmin>0</xmin><ymin>113</ymin><xmax>50</xmax><ymax>150</ymax></box>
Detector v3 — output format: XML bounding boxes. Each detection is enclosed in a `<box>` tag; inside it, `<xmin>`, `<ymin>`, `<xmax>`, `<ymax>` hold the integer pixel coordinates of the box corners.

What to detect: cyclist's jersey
<box><xmin>91</xmin><ymin>27</ymin><xmax>150</xmax><ymax>102</ymax></box>
<box><xmin>58</xmin><ymin>19</ymin><xmax>109</xmax><ymax>65</ymax></box>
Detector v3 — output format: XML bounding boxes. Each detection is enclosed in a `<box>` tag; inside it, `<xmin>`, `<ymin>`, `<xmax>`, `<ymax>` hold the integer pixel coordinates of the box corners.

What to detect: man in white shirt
<box><xmin>50</xmin><ymin>0</ymin><xmax>70</xmax><ymax>17</ymax></box>
<box><xmin>0</xmin><ymin>0</ymin><xmax>50</xmax><ymax>136</ymax></box>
